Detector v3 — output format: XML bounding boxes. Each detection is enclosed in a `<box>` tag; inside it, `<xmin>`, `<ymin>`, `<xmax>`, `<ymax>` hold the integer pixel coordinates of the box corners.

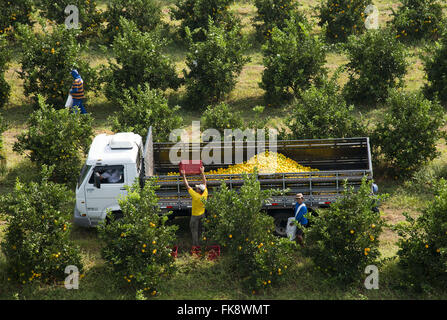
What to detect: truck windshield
<box><xmin>77</xmin><ymin>164</ymin><xmax>92</xmax><ymax>188</ymax></box>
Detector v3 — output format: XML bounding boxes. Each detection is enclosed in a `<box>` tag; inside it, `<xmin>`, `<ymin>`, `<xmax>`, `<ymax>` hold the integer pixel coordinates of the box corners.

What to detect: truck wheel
<box><xmin>273</xmin><ymin>212</ymin><xmax>293</xmax><ymax>237</ymax></box>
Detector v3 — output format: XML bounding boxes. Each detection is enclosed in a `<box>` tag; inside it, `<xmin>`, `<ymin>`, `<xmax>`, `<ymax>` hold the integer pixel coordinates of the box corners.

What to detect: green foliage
<box><xmin>109</xmin><ymin>84</ymin><xmax>183</xmax><ymax>142</ymax></box>
<box><xmin>103</xmin><ymin>18</ymin><xmax>181</xmax><ymax>103</ymax></box>
<box><xmin>104</xmin><ymin>0</ymin><xmax>162</xmax><ymax>41</ymax></box>
<box><xmin>305</xmin><ymin>177</ymin><xmax>386</xmax><ymax>284</ymax></box>
<box><xmin>261</xmin><ymin>16</ymin><xmax>327</xmax><ymax>104</ymax></box>
<box><xmin>372</xmin><ymin>90</ymin><xmax>445</xmax><ymax>175</ymax></box>
<box><xmin>246</xmin><ymin>106</ymin><xmax>270</xmax><ymax>131</ymax></box>
<box><xmin>201</xmin><ymin>102</ymin><xmax>244</xmax><ymax>135</ymax></box>
<box><xmin>280</xmin><ymin>74</ymin><xmax>366</xmax><ymax>139</ymax></box>
<box><xmin>98</xmin><ymin>179</ymin><xmax>178</xmax><ymax>295</ymax></box>
<box><xmin>203</xmin><ymin>171</ymin><xmax>294</xmax><ymax>292</ymax></box>
<box><xmin>394</xmin><ymin>179</ymin><xmax>447</xmax><ymax>290</ymax></box>
<box><xmin>0</xmin><ymin>35</ymin><xmax>11</xmax><ymax>109</ymax></box>
<box><xmin>343</xmin><ymin>30</ymin><xmax>408</xmax><ymax>104</ymax></box>
<box><xmin>390</xmin><ymin>0</ymin><xmax>444</xmax><ymax>42</ymax></box>
<box><xmin>13</xmin><ymin>95</ymin><xmax>94</xmax><ymax>183</ymax></box>
<box><xmin>37</xmin><ymin>0</ymin><xmax>104</xmax><ymax>39</ymax></box>
<box><xmin>318</xmin><ymin>0</ymin><xmax>372</xmax><ymax>43</ymax></box>
<box><xmin>0</xmin><ymin>113</ymin><xmax>6</xmax><ymax>149</ymax></box>
<box><xmin>171</xmin><ymin>0</ymin><xmax>235</xmax><ymax>40</ymax></box>
<box><xmin>423</xmin><ymin>32</ymin><xmax>447</xmax><ymax>105</ymax></box>
<box><xmin>16</xmin><ymin>22</ymin><xmax>99</xmax><ymax>108</ymax></box>
<box><xmin>253</xmin><ymin>0</ymin><xmax>300</xmax><ymax>39</ymax></box>
<box><xmin>183</xmin><ymin>19</ymin><xmax>249</xmax><ymax>108</ymax></box>
<box><xmin>0</xmin><ymin>0</ymin><xmax>34</xmax><ymax>35</ymax></box>
<box><xmin>0</xmin><ymin>113</ymin><xmax>7</xmax><ymax>172</ymax></box>
<box><xmin>405</xmin><ymin>161</ymin><xmax>447</xmax><ymax>194</ymax></box>
<box><xmin>0</xmin><ymin>165</ymin><xmax>83</xmax><ymax>285</ymax></box>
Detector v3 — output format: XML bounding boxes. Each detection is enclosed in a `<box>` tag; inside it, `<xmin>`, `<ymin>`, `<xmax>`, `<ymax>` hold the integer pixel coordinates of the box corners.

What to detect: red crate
<box><xmin>191</xmin><ymin>245</ymin><xmax>202</xmax><ymax>257</ymax></box>
<box><xmin>179</xmin><ymin>160</ymin><xmax>203</xmax><ymax>175</ymax></box>
<box><xmin>171</xmin><ymin>246</ymin><xmax>178</xmax><ymax>259</ymax></box>
<box><xmin>206</xmin><ymin>245</ymin><xmax>220</xmax><ymax>261</ymax></box>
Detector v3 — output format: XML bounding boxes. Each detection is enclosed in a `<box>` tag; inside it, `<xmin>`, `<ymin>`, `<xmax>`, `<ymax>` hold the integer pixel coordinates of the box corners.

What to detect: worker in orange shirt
<box><xmin>180</xmin><ymin>165</ymin><xmax>208</xmax><ymax>248</ymax></box>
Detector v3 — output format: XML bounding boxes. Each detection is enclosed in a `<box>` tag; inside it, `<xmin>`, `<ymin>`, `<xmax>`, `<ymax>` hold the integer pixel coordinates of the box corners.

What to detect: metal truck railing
<box><xmin>149</xmin><ymin>170</ymin><xmax>371</xmax><ymax>211</ymax></box>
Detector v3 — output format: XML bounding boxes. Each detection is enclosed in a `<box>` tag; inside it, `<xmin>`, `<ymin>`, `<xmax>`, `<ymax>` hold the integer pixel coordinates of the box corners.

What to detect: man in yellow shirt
<box><xmin>180</xmin><ymin>165</ymin><xmax>208</xmax><ymax>247</ymax></box>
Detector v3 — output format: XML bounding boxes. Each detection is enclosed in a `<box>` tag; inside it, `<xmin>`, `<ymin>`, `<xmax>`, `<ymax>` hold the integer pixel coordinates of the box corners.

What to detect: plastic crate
<box><xmin>206</xmin><ymin>245</ymin><xmax>220</xmax><ymax>261</ymax></box>
<box><xmin>171</xmin><ymin>245</ymin><xmax>178</xmax><ymax>259</ymax></box>
<box><xmin>179</xmin><ymin>160</ymin><xmax>203</xmax><ymax>175</ymax></box>
<box><xmin>191</xmin><ymin>245</ymin><xmax>201</xmax><ymax>257</ymax></box>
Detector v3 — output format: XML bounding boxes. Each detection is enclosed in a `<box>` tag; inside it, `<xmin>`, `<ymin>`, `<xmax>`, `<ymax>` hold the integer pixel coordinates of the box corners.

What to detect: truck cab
<box><xmin>74</xmin><ymin>132</ymin><xmax>143</xmax><ymax>227</ymax></box>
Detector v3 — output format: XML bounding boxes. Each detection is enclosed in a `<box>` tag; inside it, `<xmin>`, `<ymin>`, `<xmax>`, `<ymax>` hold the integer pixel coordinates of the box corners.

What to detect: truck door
<box><xmin>84</xmin><ymin>165</ymin><xmax>128</xmax><ymax>219</ymax></box>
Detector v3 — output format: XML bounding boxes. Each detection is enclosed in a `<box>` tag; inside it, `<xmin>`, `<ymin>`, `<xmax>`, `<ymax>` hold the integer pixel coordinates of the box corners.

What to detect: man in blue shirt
<box><xmin>288</xmin><ymin>193</ymin><xmax>309</xmax><ymax>247</ymax></box>
<box><xmin>371</xmin><ymin>183</ymin><xmax>380</xmax><ymax>214</ymax></box>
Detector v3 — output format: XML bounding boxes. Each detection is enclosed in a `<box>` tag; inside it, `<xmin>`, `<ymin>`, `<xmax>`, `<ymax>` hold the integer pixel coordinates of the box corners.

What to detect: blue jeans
<box><xmin>72</xmin><ymin>99</ymin><xmax>87</xmax><ymax>114</ymax></box>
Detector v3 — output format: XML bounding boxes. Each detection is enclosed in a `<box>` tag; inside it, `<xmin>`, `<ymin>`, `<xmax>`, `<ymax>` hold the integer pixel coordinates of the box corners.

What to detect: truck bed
<box><xmin>142</xmin><ymin>127</ymin><xmax>373</xmax><ymax>211</ymax></box>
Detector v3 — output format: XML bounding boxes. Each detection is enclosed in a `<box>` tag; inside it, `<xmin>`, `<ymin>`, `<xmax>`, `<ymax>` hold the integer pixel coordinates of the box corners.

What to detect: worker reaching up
<box><xmin>181</xmin><ymin>166</ymin><xmax>208</xmax><ymax>249</ymax></box>
<box><xmin>69</xmin><ymin>69</ymin><xmax>87</xmax><ymax>114</ymax></box>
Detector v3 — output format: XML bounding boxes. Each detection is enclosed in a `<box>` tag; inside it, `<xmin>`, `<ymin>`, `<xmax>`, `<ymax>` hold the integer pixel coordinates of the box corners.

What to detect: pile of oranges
<box><xmin>166</xmin><ymin>151</ymin><xmax>318</xmax><ymax>176</ymax></box>
<box><xmin>206</xmin><ymin>151</ymin><xmax>318</xmax><ymax>175</ymax></box>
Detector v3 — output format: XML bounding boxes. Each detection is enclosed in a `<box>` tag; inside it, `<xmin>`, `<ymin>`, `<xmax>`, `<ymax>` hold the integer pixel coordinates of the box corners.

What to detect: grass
<box><xmin>0</xmin><ymin>0</ymin><xmax>447</xmax><ymax>300</ymax></box>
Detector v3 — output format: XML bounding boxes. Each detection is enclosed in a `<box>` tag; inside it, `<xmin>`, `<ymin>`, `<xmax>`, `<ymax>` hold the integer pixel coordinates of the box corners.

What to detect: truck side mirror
<box><xmin>94</xmin><ymin>172</ymin><xmax>101</xmax><ymax>189</ymax></box>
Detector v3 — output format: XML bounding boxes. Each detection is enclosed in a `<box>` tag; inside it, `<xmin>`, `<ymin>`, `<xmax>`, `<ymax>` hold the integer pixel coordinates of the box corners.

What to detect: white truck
<box><xmin>74</xmin><ymin>127</ymin><xmax>374</xmax><ymax>236</ymax></box>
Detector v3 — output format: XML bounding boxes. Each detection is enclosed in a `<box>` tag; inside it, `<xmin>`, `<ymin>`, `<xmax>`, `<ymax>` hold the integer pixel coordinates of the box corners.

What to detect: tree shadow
<box><xmin>0</xmin><ymin>103</ymin><xmax>34</xmax><ymax>128</ymax></box>
<box><xmin>0</xmin><ymin>159</ymin><xmax>40</xmax><ymax>195</ymax></box>
<box><xmin>88</xmin><ymin>99</ymin><xmax>120</xmax><ymax>130</ymax></box>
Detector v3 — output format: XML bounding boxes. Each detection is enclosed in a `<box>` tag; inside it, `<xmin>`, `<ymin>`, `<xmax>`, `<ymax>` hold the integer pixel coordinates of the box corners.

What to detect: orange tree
<box><xmin>171</xmin><ymin>0</ymin><xmax>236</xmax><ymax>40</ymax></box>
<box><xmin>343</xmin><ymin>29</ymin><xmax>408</xmax><ymax>105</ymax></box>
<box><xmin>372</xmin><ymin>90</ymin><xmax>445</xmax><ymax>176</ymax></box>
<box><xmin>108</xmin><ymin>83</ymin><xmax>183</xmax><ymax>142</ymax></box>
<box><xmin>98</xmin><ymin>179</ymin><xmax>178</xmax><ymax>296</ymax></box>
<box><xmin>0</xmin><ymin>35</ymin><xmax>11</xmax><ymax>109</ymax></box>
<box><xmin>0</xmin><ymin>113</ymin><xmax>7</xmax><ymax>172</ymax></box>
<box><xmin>203</xmin><ymin>170</ymin><xmax>295</xmax><ymax>292</ymax></box>
<box><xmin>37</xmin><ymin>0</ymin><xmax>104</xmax><ymax>40</ymax></box>
<box><xmin>279</xmin><ymin>73</ymin><xmax>366</xmax><ymax>140</ymax></box>
<box><xmin>0</xmin><ymin>0</ymin><xmax>34</xmax><ymax>37</ymax></box>
<box><xmin>318</xmin><ymin>0</ymin><xmax>372</xmax><ymax>43</ymax></box>
<box><xmin>423</xmin><ymin>29</ymin><xmax>447</xmax><ymax>105</ymax></box>
<box><xmin>201</xmin><ymin>103</ymin><xmax>268</xmax><ymax>138</ymax></box>
<box><xmin>104</xmin><ymin>0</ymin><xmax>162</xmax><ymax>42</ymax></box>
<box><xmin>13</xmin><ymin>95</ymin><xmax>93</xmax><ymax>183</ymax></box>
<box><xmin>260</xmin><ymin>14</ymin><xmax>326</xmax><ymax>104</ymax></box>
<box><xmin>15</xmin><ymin>22</ymin><xmax>99</xmax><ymax>108</ymax></box>
<box><xmin>0</xmin><ymin>165</ymin><xmax>83</xmax><ymax>286</ymax></box>
<box><xmin>389</xmin><ymin>0</ymin><xmax>444</xmax><ymax>42</ymax></box>
<box><xmin>305</xmin><ymin>177</ymin><xmax>386</xmax><ymax>285</ymax></box>
<box><xmin>253</xmin><ymin>0</ymin><xmax>301</xmax><ymax>40</ymax></box>
<box><xmin>103</xmin><ymin>17</ymin><xmax>181</xmax><ymax>103</ymax></box>
<box><xmin>394</xmin><ymin>179</ymin><xmax>447</xmax><ymax>291</ymax></box>
<box><xmin>183</xmin><ymin>18</ymin><xmax>249</xmax><ymax>108</ymax></box>
<box><xmin>200</xmin><ymin>102</ymin><xmax>244</xmax><ymax>136</ymax></box>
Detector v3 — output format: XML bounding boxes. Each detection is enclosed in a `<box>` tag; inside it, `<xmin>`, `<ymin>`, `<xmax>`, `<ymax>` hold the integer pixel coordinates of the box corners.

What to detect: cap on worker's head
<box><xmin>71</xmin><ymin>69</ymin><xmax>80</xmax><ymax>79</ymax></box>
<box><xmin>372</xmin><ymin>183</ymin><xmax>379</xmax><ymax>194</ymax></box>
<box><xmin>295</xmin><ymin>193</ymin><xmax>304</xmax><ymax>199</ymax></box>
<box><xmin>195</xmin><ymin>184</ymin><xmax>206</xmax><ymax>192</ymax></box>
